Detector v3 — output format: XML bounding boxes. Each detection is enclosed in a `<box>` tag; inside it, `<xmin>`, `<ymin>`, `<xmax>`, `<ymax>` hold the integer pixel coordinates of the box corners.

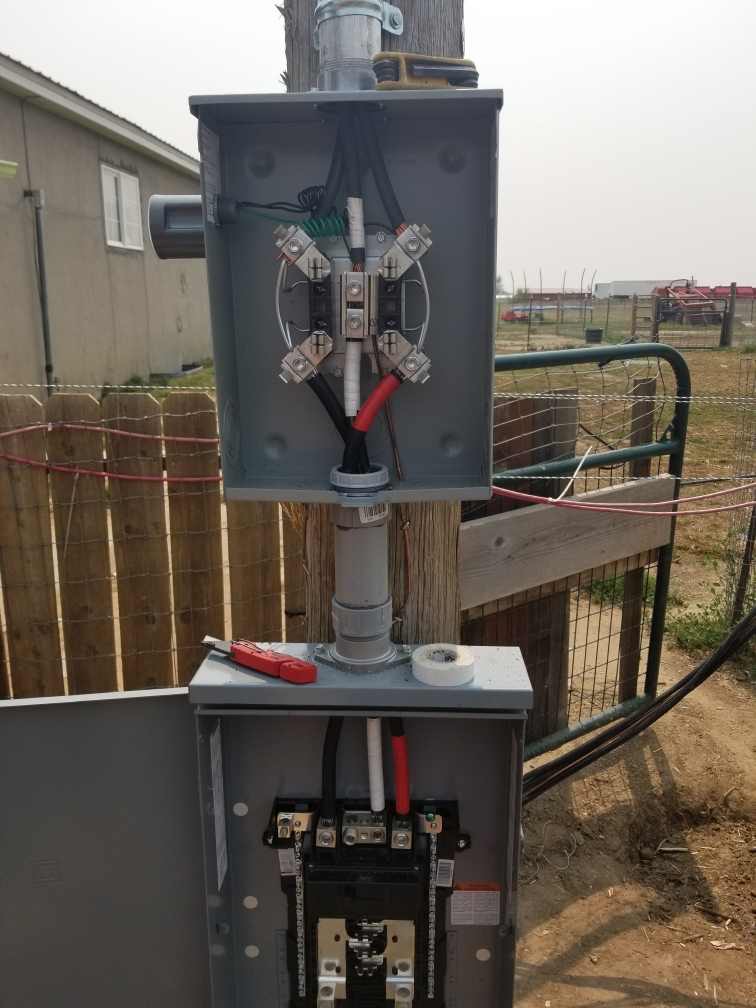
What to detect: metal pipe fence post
<box><xmin>720</xmin><ymin>281</ymin><xmax>737</xmax><ymax>347</ymax></box>
<box><xmin>527</xmin><ymin>296</ymin><xmax>533</xmax><ymax>348</ymax></box>
<box><xmin>605</xmin><ymin>296</ymin><xmax>611</xmax><ymax>340</ymax></box>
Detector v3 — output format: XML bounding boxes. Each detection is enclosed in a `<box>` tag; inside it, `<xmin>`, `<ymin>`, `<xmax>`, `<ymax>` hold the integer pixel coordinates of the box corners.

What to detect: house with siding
<box><xmin>0</xmin><ymin>51</ymin><xmax>210</xmax><ymax>388</ymax></box>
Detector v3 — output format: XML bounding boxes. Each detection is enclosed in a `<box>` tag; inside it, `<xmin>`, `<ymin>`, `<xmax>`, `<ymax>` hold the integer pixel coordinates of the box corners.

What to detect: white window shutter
<box><xmin>120</xmin><ymin>173</ymin><xmax>143</xmax><ymax>249</ymax></box>
<box><xmin>101</xmin><ymin>166</ymin><xmax>121</xmax><ymax>244</ymax></box>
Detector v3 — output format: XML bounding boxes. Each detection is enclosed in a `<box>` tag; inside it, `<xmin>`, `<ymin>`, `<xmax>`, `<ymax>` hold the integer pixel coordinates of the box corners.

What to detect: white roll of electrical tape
<box><xmin>411</xmin><ymin>643</ymin><xmax>476</xmax><ymax>688</ymax></box>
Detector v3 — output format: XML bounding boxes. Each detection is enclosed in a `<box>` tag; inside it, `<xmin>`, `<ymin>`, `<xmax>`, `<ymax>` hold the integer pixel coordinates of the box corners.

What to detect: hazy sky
<box><xmin>4</xmin><ymin>0</ymin><xmax>756</xmax><ymax>287</ymax></box>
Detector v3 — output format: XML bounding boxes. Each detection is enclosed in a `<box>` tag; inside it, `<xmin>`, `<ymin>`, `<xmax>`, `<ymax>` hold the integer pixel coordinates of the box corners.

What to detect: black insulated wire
<box><xmin>358</xmin><ymin>107</ymin><xmax>405</xmax><ymax>231</ymax></box>
<box><xmin>341</xmin><ymin>111</ymin><xmax>363</xmax><ymax>200</ymax></box>
<box><xmin>316</xmin><ymin>124</ymin><xmax>345</xmax><ymax>218</ymax></box>
<box><xmin>341</xmin><ymin>427</ymin><xmax>367</xmax><ymax>475</ymax></box>
<box><xmin>307</xmin><ymin>373</ymin><xmax>370</xmax><ymax>470</ymax></box>
<box><xmin>522</xmin><ymin>604</ymin><xmax>756</xmax><ymax>805</ymax></box>
<box><xmin>321</xmin><ymin>716</ymin><xmax>343</xmax><ymax>820</ymax></box>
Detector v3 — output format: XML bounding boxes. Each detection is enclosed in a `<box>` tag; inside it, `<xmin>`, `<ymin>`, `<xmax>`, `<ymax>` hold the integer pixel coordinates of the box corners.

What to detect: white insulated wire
<box><xmin>555</xmin><ymin>445</ymin><xmax>593</xmax><ymax>500</ymax></box>
<box><xmin>275</xmin><ymin>260</ymin><xmax>293</xmax><ymax>349</ymax></box>
<box><xmin>344</xmin><ymin>338</ymin><xmax>362</xmax><ymax>417</ymax></box>
<box><xmin>366</xmin><ymin>717</ymin><xmax>386</xmax><ymax>813</ymax></box>
<box><xmin>416</xmin><ymin>260</ymin><xmax>431</xmax><ymax>351</ymax></box>
<box><xmin>347</xmin><ymin>196</ymin><xmax>366</xmax><ymax>252</ymax></box>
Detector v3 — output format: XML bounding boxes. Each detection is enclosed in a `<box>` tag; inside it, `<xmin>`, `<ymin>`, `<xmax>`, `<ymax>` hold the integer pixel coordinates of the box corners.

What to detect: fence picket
<box><xmin>0</xmin><ymin>395</ymin><xmax>63</xmax><ymax>696</ymax></box>
<box><xmin>227</xmin><ymin>500</ymin><xmax>283</xmax><ymax>641</ymax></box>
<box><xmin>46</xmin><ymin>393</ymin><xmax>118</xmax><ymax>693</ymax></box>
<box><xmin>103</xmin><ymin>393</ymin><xmax>173</xmax><ymax>689</ymax></box>
<box><xmin>282</xmin><ymin>505</ymin><xmax>306</xmax><ymax>642</ymax></box>
<box><xmin>163</xmin><ymin>392</ymin><xmax>224</xmax><ymax>684</ymax></box>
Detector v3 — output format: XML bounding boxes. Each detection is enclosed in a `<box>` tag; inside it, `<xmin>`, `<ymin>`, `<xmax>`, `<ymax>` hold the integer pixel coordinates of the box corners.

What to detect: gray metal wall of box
<box><xmin>190</xmin><ymin>644</ymin><xmax>531</xmax><ymax>1007</ymax></box>
<box><xmin>190</xmin><ymin>89</ymin><xmax>502</xmax><ymax>502</ymax></box>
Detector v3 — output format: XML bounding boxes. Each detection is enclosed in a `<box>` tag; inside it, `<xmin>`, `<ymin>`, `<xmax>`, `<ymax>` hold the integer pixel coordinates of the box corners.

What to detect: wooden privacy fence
<box><xmin>0</xmin><ymin>392</ymin><xmax>291</xmax><ymax>697</ymax></box>
<box><xmin>0</xmin><ymin>390</ymin><xmax>673</xmax><ymax>748</ymax></box>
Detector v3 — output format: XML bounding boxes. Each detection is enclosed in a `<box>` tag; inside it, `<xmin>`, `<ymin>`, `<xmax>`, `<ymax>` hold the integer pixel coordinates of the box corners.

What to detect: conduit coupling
<box><xmin>315</xmin><ymin>0</ymin><xmax>404</xmax><ymax>92</ymax></box>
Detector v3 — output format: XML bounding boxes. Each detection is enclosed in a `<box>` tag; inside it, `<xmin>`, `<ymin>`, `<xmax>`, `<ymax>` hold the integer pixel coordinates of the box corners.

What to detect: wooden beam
<box><xmin>459</xmin><ymin>477</ymin><xmax>673</xmax><ymax>610</ymax></box>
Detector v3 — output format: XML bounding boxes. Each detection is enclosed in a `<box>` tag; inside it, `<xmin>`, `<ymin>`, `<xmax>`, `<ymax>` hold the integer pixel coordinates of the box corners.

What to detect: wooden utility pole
<box><xmin>283</xmin><ymin>0</ymin><xmax>463</xmax><ymax>645</ymax></box>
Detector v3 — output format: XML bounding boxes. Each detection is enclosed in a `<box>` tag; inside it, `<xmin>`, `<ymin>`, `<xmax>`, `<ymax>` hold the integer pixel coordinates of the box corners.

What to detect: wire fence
<box><xmin>1</xmin><ymin>353</ymin><xmax>754</xmax><ymax>747</ymax></box>
<box><xmin>495</xmin><ymin>295</ymin><xmax>756</xmax><ymax>354</ymax></box>
<box><xmin>724</xmin><ymin>357</ymin><xmax>756</xmax><ymax>641</ymax></box>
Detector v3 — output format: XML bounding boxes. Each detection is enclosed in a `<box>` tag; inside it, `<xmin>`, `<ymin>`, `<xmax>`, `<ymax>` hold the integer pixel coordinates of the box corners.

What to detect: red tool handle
<box><xmin>279</xmin><ymin>658</ymin><xmax>318</xmax><ymax>685</ymax></box>
<box><xmin>230</xmin><ymin>641</ymin><xmax>284</xmax><ymax>677</ymax></box>
<box><xmin>228</xmin><ymin>641</ymin><xmax>317</xmax><ymax>684</ymax></box>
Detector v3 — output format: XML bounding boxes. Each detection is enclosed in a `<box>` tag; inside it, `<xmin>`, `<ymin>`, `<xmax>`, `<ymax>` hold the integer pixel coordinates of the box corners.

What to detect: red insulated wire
<box><xmin>0</xmin><ymin>423</ymin><xmax>218</xmax><ymax>444</ymax></box>
<box><xmin>0</xmin><ymin>452</ymin><xmax>221</xmax><ymax>483</ymax></box>
<box><xmin>352</xmin><ymin>373</ymin><xmax>402</xmax><ymax>434</ymax></box>
<box><xmin>391</xmin><ymin>733</ymin><xmax>411</xmax><ymax>816</ymax></box>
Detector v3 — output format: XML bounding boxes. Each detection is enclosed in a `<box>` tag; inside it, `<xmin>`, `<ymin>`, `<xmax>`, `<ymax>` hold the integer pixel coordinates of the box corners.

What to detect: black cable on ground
<box><xmin>523</xmin><ymin>604</ymin><xmax>756</xmax><ymax>805</ymax></box>
<box><xmin>358</xmin><ymin>108</ymin><xmax>405</xmax><ymax>231</ymax></box>
<box><xmin>321</xmin><ymin>716</ymin><xmax>343</xmax><ymax>820</ymax></box>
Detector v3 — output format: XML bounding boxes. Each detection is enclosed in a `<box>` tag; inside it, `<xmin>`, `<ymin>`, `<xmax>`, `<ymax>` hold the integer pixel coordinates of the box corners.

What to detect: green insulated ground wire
<box><xmin>238</xmin><ymin>205</ymin><xmax>344</xmax><ymax>238</ymax></box>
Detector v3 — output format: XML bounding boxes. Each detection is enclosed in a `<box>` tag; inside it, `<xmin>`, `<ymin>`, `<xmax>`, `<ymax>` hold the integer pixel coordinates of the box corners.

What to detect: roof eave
<box><xmin>0</xmin><ymin>55</ymin><xmax>198</xmax><ymax>179</ymax></box>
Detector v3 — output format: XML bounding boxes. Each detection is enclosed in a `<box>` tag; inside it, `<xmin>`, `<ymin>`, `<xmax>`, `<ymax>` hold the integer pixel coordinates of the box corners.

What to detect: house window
<box><xmin>100</xmin><ymin>165</ymin><xmax>143</xmax><ymax>250</ymax></box>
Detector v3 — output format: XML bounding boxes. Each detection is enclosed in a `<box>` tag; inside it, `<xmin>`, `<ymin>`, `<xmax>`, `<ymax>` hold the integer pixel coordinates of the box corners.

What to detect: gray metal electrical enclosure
<box><xmin>190</xmin><ymin>644</ymin><xmax>531</xmax><ymax>1007</ymax></box>
<box><xmin>191</xmin><ymin>89</ymin><xmax>502</xmax><ymax>502</ymax></box>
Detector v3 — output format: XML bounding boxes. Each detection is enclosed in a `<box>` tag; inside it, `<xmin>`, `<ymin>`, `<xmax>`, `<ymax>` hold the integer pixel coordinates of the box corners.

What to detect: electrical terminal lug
<box><xmin>376</xmin><ymin>330</ymin><xmax>431</xmax><ymax>384</ymax></box>
<box><xmin>279</xmin><ymin>330</ymin><xmax>334</xmax><ymax>384</ymax></box>
<box><xmin>414</xmin><ymin>810</ymin><xmax>443</xmax><ymax>835</ymax></box>
<box><xmin>342</xmin><ymin>810</ymin><xmax>387</xmax><ymax>846</ymax></box>
<box><xmin>316</xmin><ymin>816</ymin><xmax>338</xmax><ymax>849</ymax></box>
<box><xmin>274</xmin><ymin>223</ymin><xmax>331</xmax><ymax>280</ymax></box>
<box><xmin>380</xmin><ymin>223</ymin><xmax>432</xmax><ymax>280</ymax></box>
<box><xmin>277</xmin><ymin>809</ymin><xmax>314</xmax><ymax>840</ymax></box>
<box><xmin>390</xmin><ymin>815</ymin><xmax>413</xmax><ymax>850</ymax></box>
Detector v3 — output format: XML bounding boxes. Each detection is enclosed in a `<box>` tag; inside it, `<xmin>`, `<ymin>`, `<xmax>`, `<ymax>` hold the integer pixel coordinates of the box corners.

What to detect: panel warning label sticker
<box><xmin>450</xmin><ymin>883</ymin><xmax>501</xmax><ymax>926</ymax></box>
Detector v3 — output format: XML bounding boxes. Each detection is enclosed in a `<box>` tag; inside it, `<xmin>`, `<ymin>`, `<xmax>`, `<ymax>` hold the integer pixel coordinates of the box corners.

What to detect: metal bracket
<box><xmin>315</xmin><ymin>0</ymin><xmax>404</xmax><ymax>36</ymax></box>
<box><xmin>385</xmin><ymin>920</ymin><xmax>415</xmax><ymax>1004</ymax></box>
<box><xmin>317</xmin><ymin>919</ymin><xmax>348</xmax><ymax>1004</ymax></box>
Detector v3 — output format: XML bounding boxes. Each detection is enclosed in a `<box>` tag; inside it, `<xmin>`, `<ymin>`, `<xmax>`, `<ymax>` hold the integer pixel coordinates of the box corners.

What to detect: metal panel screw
<box><xmin>348</xmin><ymin>281</ymin><xmax>362</xmax><ymax>297</ymax></box>
<box><xmin>405</xmin><ymin>357</ymin><xmax>419</xmax><ymax>372</ymax></box>
<box><xmin>390</xmin><ymin>11</ymin><xmax>401</xmax><ymax>28</ymax></box>
<box><xmin>293</xmin><ymin>358</ymin><xmax>307</xmax><ymax>372</ymax></box>
<box><xmin>288</xmin><ymin>240</ymin><xmax>301</xmax><ymax>254</ymax></box>
<box><xmin>394</xmin><ymin>832</ymin><xmax>410</xmax><ymax>848</ymax></box>
<box><xmin>349</xmin><ymin>316</ymin><xmax>362</xmax><ymax>330</ymax></box>
<box><xmin>406</xmin><ymin>237</ymin><xmax>420</xmax><ymax>253</ymax></box>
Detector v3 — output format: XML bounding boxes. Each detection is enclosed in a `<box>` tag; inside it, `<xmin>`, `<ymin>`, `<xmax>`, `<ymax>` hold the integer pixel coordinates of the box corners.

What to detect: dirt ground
<box><xmin>516</xmin><ymin>651</ymin><xmax>755</xmax><ymax>1008</ymax></box>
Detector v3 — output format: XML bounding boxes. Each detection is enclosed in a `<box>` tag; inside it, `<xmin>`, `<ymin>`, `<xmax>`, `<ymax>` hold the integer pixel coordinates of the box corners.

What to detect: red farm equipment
<box><xmin>654</xmin><ymin>279</ymin><xmax>723</xmax><ymax>325</ymax></box>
